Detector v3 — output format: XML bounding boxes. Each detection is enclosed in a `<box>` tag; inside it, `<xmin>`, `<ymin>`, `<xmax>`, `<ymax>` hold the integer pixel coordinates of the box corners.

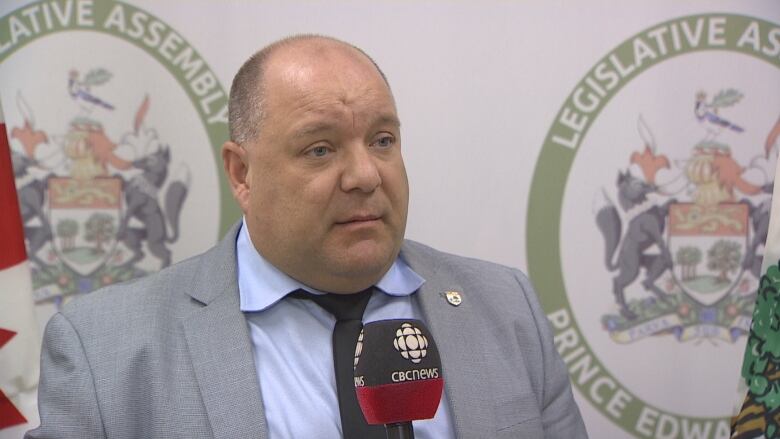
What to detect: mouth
<box><xmin>334</xmin><ymin>214</ymin><xmax>382</xmax><ymax>226</ymax></box>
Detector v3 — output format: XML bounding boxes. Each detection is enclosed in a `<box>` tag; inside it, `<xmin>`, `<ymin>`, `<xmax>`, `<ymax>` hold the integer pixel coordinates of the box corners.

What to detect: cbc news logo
<box><xmin>394</xmin><ymin>323</ymin><xmax>429</xmax><ymax>364</ymax></box>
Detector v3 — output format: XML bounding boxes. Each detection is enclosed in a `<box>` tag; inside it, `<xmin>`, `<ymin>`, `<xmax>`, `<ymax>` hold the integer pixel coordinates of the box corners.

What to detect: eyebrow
<box><xmin>292</xmin><ymin>122</ymin><xmax>334</xmax><ymax>139</ymax></box>
<box><xmin>373</xmin><ymin>114</ymin><xmax>401</xmax><ymax>129</ymax></box>
<box><xmin>292</xmin><ymin>114</ymin><xmax>401</xmax><ymax>139</ymax></box>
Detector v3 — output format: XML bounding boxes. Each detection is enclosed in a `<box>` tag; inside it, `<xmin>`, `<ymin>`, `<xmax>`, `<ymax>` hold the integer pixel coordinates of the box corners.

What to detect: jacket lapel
<box><xmin>402</xmin><ymin>242</ymin><xmax>496</xmax><ymax>439</ymax></box>
<box><xmin>182</xmin><ymin>223</ymin><xmax>268</xmax><ymax>439</ymax></box>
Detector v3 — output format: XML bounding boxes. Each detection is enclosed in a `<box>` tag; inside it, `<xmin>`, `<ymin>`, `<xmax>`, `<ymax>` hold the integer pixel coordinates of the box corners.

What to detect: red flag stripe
<box><xmin>0</xmin><ymin>328</ymin><xmax>27</xmax><ymax>428</ymax></box>
<box><xmin>0</xmin><ymin>121</ymin><xmax>27</xmax><ymax>270</ymax></box>
<box><xmin>0</xmin><ymin>328</ymin><xmax>16</xmax><ymax>348</ymax></box>
<box><xmin>0</xmin><ymin>390</ymin><xmax>27</xmax><ymax>429</ymax></box>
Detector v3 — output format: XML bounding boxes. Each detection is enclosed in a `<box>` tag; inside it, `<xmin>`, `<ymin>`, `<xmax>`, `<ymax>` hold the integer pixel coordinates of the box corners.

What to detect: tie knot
<box><xmin>290</xmin><ymin>288</ymin><xmax>373</xmax><ymax>321</ymax></box>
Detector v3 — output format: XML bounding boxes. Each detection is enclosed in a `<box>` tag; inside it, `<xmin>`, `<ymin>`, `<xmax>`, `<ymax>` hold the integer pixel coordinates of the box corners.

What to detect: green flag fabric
<box><xmin>732</xmin><ymin>117</ymin><xmax>780</xmax><ymax>439</ymax></box>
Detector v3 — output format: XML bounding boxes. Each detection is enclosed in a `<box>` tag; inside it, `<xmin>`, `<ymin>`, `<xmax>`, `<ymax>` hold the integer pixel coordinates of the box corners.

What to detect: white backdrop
<box><xmin>1</xmin><ymin>1</ymin><xmax>778</xmax><ymax>437</ymax></box>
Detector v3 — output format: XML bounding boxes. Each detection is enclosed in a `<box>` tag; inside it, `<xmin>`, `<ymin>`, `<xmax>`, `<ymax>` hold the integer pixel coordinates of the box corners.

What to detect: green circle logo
<box><xmin>1</xmin><ymin>0</ymin><xmax>234</xmax><ymax>309</ymax></box>
<box><xmin>528</xmin><ymin>14</ymin><xmax>780</xmax><ymax>437</ymax></box>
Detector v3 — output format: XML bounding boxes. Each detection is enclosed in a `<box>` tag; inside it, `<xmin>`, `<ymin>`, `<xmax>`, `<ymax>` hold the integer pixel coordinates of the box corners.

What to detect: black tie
<box><xmin>290</xmin><ymin>288</ymin><xmax>386</xmax><ymax>439</ymax></box>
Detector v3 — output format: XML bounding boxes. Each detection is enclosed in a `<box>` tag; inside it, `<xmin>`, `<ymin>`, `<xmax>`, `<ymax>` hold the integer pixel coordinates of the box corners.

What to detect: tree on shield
<box><xmin>707</xmin><ymin>240</ymin><xmax>741</xmax><ymax>284</ymax></box>
<box><xmin>677</xmin><ymin>247</ymin><xmax>692</xmax><ymax>280</ymax></box>
<box><xmin>676</xmin><ymin>246</ymin><xmax>703</xmax><ymax>280</ymax></box>
<box><xmin>84</xmin><ymin>213</ymin><xmax>115</xmax><ymax>254</ymax></box>
<box><xmin>689</xmin><ymin>247</ymin><xmax>702</xmax><ymax>279</ymax></box>
<box><xmin>56</xmin><ymin>219</ymin><xmax>79</xmax><ymax>251</ymax></box>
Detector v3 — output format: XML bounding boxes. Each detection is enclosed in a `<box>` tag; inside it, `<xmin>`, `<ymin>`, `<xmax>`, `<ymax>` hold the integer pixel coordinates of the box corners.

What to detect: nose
<box><xmin>341</xmin><ymin>144</ymin><xmax>381</xmax><ymax>193</ymax></box>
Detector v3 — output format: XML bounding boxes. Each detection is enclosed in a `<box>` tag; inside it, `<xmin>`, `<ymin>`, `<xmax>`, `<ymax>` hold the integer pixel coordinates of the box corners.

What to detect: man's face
<box><xmin>225</xmin><ymin>42</ymin><xmax>408</xmax><ymax>293</ymax></box>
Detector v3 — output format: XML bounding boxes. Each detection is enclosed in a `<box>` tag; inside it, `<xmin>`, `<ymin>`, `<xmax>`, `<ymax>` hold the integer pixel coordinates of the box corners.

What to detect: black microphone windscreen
<box><xmin>353</xmin><ymin>319</ymin><xmax>444</xmax><ymax>425</ymax></box>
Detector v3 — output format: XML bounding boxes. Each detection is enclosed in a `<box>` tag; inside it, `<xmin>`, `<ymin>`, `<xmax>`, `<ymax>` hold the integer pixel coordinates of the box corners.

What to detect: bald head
<box><xmin>228</xmin><ymin>35</ymin><xmax>390</xmax><ymax>144</ymax></box>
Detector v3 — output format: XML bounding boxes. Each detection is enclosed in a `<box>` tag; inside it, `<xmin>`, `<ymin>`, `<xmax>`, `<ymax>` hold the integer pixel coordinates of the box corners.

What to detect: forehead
<box><xmin>261</xmin><ymin>41</ymin><xmax>397</xmax><ymax>122</ymax></box>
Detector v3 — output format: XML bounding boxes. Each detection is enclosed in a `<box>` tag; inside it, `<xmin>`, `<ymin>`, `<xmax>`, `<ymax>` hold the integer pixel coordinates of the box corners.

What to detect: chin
<box><xmin>332</xmin><ymin>241</ymin><xmax>397</xmax><ymax>277</ymax></box>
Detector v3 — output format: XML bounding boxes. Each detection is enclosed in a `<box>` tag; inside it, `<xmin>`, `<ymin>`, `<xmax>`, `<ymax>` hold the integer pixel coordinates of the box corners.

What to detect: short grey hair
<box><xmin>227</xmin><ymin>34</ymin><xmax>389</xmax><ymax>144</ymax></box>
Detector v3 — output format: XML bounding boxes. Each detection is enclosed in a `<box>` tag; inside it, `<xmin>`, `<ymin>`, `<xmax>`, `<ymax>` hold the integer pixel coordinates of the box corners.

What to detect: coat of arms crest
<box><xmin>11</xmin><ymin>68</ymin><xmax>190</xmax><ymax>307</ymax></box>
<box><xmin>596</xmin><ymin>89</ymin><xmax>779</xmax><ymax>344</ymax></box>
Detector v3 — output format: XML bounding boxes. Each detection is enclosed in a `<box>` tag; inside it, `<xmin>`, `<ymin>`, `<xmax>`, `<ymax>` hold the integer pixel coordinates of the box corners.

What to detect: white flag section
<box><xmin>0</xmin><ymin>102</ymin><xmax>40</xmax><ymax>437</ymax></box>
<box><xmin>758</xmin><ymin>117</ymin><xmax>780</xmax><ymax>275</ymax></box>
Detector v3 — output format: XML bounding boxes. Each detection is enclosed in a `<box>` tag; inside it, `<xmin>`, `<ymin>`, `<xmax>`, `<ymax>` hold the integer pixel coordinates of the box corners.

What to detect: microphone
<box><xmin>353</xmin><ymin>319</ymin><xmax>444</xmax><ymax>439</ymax></box>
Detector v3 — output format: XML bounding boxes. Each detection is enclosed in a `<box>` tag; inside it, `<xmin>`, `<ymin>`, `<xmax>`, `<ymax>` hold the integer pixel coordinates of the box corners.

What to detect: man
<box><xmin>27</xmin><ymin>35</ymin><xmax>588</xmax><ymax>438</ymax></box>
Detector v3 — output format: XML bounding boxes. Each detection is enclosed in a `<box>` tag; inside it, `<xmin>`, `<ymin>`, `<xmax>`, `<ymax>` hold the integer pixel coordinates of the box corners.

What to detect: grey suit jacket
<box><xmin>27</xmin><ymin>224</ymin><xmax>587</xmax><ymax>438</ymax></box>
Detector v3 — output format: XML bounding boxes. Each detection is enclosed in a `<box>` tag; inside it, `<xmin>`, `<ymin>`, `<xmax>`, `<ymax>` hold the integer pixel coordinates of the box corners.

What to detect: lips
<box><xmin>335</xmin><ymin>214</ymin><xmax>381</xmax><ymax>225</ymax></box>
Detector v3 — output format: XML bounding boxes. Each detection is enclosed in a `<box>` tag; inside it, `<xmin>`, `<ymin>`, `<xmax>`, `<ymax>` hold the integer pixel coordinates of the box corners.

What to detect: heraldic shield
<box><xmin>47</xmin><ymin>177</ymin><xmax>123</xmax><ymax>276</ymax></box>
<box><xmin>668</xmin><ymin>202</ymin><xmax>749</xmax><ymax>306</ymax></box>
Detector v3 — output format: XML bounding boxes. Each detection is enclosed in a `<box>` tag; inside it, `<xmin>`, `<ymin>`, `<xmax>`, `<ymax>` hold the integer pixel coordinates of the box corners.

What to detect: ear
<box><xmin>222</xmin><ymin>141</ymin><xmax>251</xmax><ymax>213</ymax></box>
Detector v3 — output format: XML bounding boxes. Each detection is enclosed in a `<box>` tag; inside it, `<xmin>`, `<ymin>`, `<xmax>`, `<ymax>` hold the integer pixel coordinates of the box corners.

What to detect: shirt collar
<box><xmin>237</xmin><ymin>219</ymin><xmax>425</xmax><ymax>312</ymax></box>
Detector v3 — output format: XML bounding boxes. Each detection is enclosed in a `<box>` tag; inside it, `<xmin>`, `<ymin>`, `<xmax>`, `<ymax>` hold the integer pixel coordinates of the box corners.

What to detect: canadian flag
<box><xmin>0</xmin><ymin>102</ymin><xmax>40</xmax><ymax>438</ymax></box>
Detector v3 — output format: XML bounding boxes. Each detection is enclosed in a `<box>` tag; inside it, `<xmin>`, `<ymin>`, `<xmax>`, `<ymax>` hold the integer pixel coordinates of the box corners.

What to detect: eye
<box><xmin>371</xmin><ymin>134</ymin><xmax>395</xmax><ymax>148</ymax></box>
<box><xmin>306</xmin><ymin>145</ymin><xmax>331</xmax><ymax>158</ymax></box>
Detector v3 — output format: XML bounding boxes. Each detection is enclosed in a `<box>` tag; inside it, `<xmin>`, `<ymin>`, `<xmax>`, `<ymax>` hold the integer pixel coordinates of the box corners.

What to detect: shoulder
<box><xmin>401</xmin><ymin>239</ymin><xmax>545</xmax><ymax>330</ymax></box>
<box><xmin>403</xmin><ymin>244</ymin><xmax>589</xmax><ymax>435</ymax></box>
<box><xmin>402</xmin><ymin>239</ymin><xmax>522</xmax><ymax>276</ymax></box>
<box><xmin>401</xmin><ymin>239</ymin><xmax>535</xmax><ymax>295</ymax></box>
<box><xmin>57</xmin><ymin>251</ymin><xmax>207</xmax><ymax>332</ymax></box>
<box><xmin>57</xmin><ymin>223</ymin><xmax>240</xmax><ymax>327</ymax></box>
<box><xmin>401</xmin><ymin>240</ymin><xmax>577</xmax><ymax>421</ymax></box>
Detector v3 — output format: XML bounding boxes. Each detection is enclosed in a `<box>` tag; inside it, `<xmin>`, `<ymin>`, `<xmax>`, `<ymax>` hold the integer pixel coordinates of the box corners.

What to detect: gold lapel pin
<box><xmin>444</xmin><ymin>291</ymin><xmax>462</xmax><ymax>306</ymax></box>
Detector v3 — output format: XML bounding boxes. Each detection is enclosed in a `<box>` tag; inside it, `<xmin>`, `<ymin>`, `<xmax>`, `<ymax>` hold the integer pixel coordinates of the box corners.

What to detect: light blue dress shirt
<box><xmin>236</xmin><ymin>221</ymin><xmax>455</xmax><ymax>439</ymax></box>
